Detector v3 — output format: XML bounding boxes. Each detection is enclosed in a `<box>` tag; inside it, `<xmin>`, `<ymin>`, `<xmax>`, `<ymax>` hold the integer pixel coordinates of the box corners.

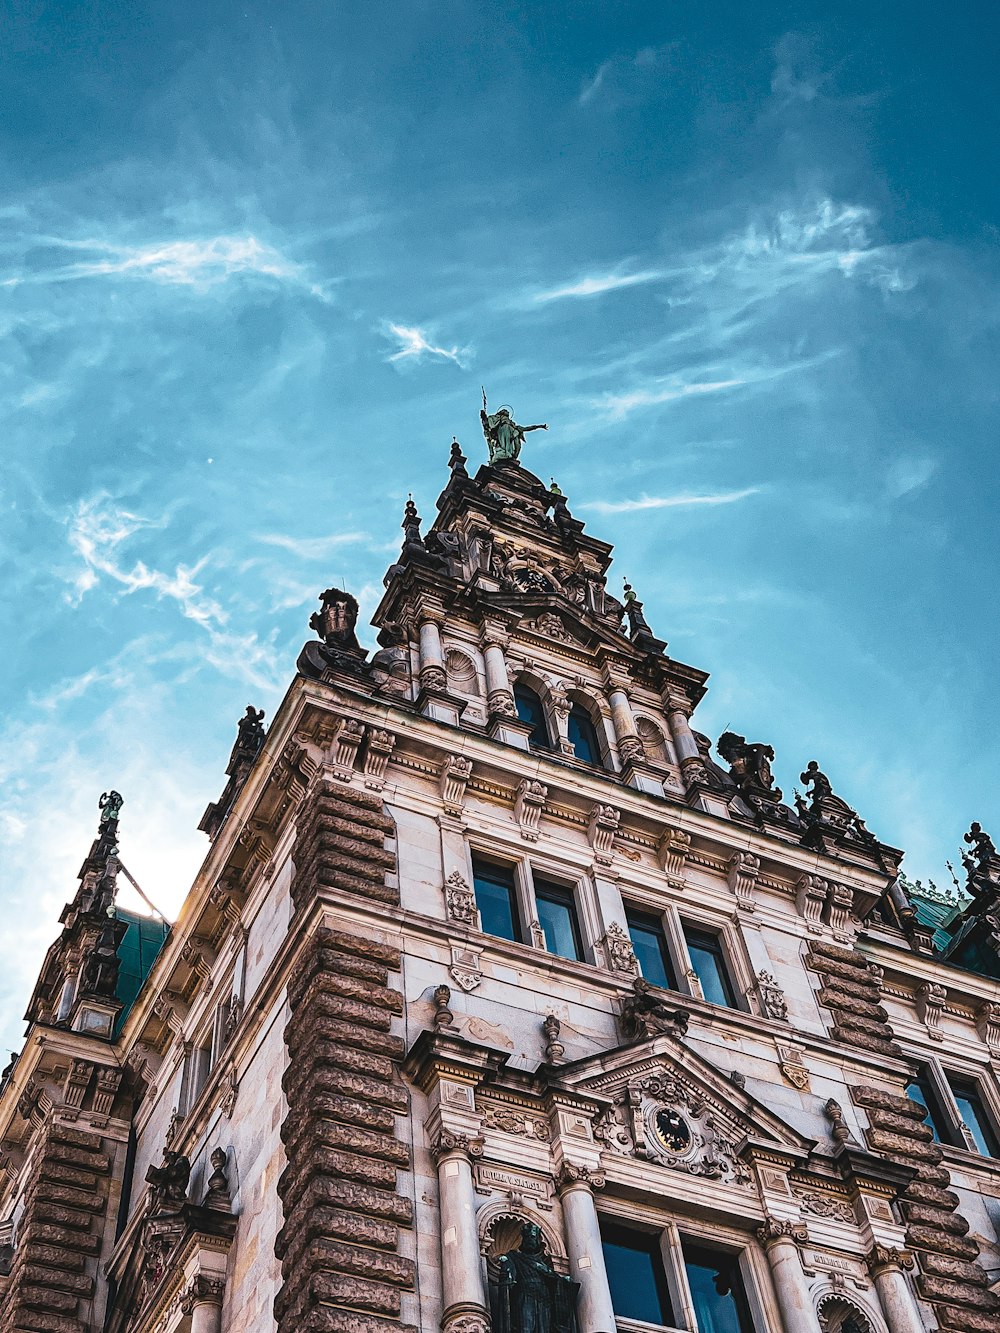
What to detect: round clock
<box><xmin>654</xmin><ymin>1108</ymin><xmax>691</xmax><ymax>1154</ymax></box>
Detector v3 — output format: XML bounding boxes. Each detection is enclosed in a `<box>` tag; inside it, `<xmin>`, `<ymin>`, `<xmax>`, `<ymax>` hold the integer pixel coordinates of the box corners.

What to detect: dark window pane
<box><xmin>600</xmin><ymin>1221</ymin><xmax>674</xmax><ymax>1327</ymax></box>
<box><xmin>626</xmin><ymin>908</ymin><xmax>678</xmax><ymax>990</ymax></box>
<box><xmin>567</xmin><ymin>704</ymin><xmax>601</xmax><ymax>766</ymax></box>
<box><xmin>905</xmin><ymin>1073</ymin><xmax>947</xmax><ymax>1144</ymax></box>
<box><xmin>534</xmin><ymin>879</ymin><xmax>584</xmax><ymax>962</ymax></box>
<box><xmin>683</xmin><ymin>1242</ymin><xmax>755</xmax><ymax>1333</ymax></box>
<box><xmin>514</xmin><ymin>684</ymin><xmax>550</xmax><ymax>749</ymax></box>
<box><xmin>683</xmin><ymin>926</ymin><xmax>737</xmax><ymax>1008</ymax></box>
<box><xmin>950</xmin><ymin>1080</ymin><xmax>1000</xmax><ymax>1157</ymax></box>
<box><xmin>472</xmin><ymin>858</ymin><xmax>521</xmax><ymax>943</ymax></box>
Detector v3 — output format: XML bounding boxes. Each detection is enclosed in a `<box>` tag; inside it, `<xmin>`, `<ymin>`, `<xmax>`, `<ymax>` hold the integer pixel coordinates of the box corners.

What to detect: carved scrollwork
<box><xmin>429</xmin><ymin>1131</ymin><xmax>485</xmax><ymax>1164</ymax></box>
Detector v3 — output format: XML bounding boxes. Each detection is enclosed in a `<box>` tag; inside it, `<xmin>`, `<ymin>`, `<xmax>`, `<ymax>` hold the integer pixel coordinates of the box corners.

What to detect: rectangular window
<box><xmin>533</xmin><ymin>877</ymin><xmax>584</xmax><ymax>962</ymax></box>
<box><xmin>472</xmin><ymin>857</ymin><xmax>522</xmax><ymax>943</ymax></box>
<box><xmin>683</xmin><ymin>925</ymin><xmax>738</xmax><ymax>1009</ymax></box>
<box><xmin>626</xmin><ymin>906</ymin><xmax>678</xmax><ymax>991</ymax></box>
<box><xmin>948</xmin><ymin>1077</ymin><xmax>1000</xmax><ymax>1158</ymax></box>
<box><xmin>600</xmin><ymin>1220</ymin><xmax>675</xmax><ymax>1328</ymax></box>
<box><xmin>682</xmin><ymin>1241</ymin><xmax>756</xmax><ymax>1333</ymax></box>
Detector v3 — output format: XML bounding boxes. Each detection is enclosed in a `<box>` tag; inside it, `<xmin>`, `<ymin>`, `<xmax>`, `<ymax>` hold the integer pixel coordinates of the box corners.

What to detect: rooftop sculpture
<box><xmin>481</xmin><ymin>389</ymin><xmax>547</xmax><ymax>465</ymax></box>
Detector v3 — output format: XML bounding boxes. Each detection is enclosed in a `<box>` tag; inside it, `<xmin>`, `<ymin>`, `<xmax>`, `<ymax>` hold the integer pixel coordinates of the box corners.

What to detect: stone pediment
<box><xmin>552</xmin><ymin>1035</ymin><xmax>814</xmax><ymax>1189</ymax></box>
<box><xmin>493</xmin><ymin>594</ymin><xmax>635</xmax><ymax>658</ymax></box>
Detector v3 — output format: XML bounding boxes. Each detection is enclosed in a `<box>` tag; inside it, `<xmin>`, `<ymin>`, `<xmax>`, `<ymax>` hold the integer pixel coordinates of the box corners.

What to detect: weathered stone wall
<box><xmin>275</xmin><ymin>777</ymin><xmax>414</xmax><ymax>1333</ymax></box>
<box><xmin>0</xmin><ymin>1122</ymin><xmax>114</xmax><ymax>1333</ymax></box>
<box><xmin>809</xmin><ymin>940</ymin><xmax>1000</xmax><ymax>1331</ymax></box>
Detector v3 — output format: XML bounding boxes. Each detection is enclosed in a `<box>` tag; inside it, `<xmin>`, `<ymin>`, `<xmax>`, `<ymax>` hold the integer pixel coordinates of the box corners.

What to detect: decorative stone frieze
<box><xmin>514</xmin><ymin>779</ymin><xmax>547</xmax><ymax>841</ymax></box>
<box><xmin>439</xmin><ymin>754</ymin><xmax>473</xmax><ymax>815</ymax></box>
<box><xmin>974</xmin><ymin>999</ymin><xmax>1000</xmax><ymax>1052</ymax></box>
<box><xmin>728</xmin><ymin>850</ymin><xmax>761</xmax><ymax>912</ymax></box>
<box><xmin>364</xmin><ymin>728</ymin><xmax>396</xmax><ymax>787</ymax></box>
<box><xmin>328</xmin><ymin>715</ymin><xmax>366</xmax><ymax>778</ymax></box>
<box><xmin>587</xmin><ymin>804</ymin><xmax>620</xmax><ymax>866</ymax></box>
<box><xmin>915</xmin><ymin>981</ymin><xmax>946</xmax><ymax>1042</ymax></box>
<box><xmin>444</xmin><ymin>871</ymin><xmax>478</xmax><ymax>925</ymax></box>
<box><xmin>753</xmin><ymin>969</ymin><xmax>789</xmax><ymax>1021</ymax></box>
<box><xmin>598</xmin><ymin>921</ymin><xmax>639</xmax><ymax>975</ymax></box>
<box><xmin>796</xmin><ymin>873</ymin><xmax>828</xmax><ymax>933</ymax></box>
<box><xmin>793</xmin><ymin>1190</ymin><xmax>854</xmax><ymax>1224</ymax></box>
<box><xmin>656</xmin><ymin>826</ymin><xmax>690</xmax><ymax>881</ymax></box>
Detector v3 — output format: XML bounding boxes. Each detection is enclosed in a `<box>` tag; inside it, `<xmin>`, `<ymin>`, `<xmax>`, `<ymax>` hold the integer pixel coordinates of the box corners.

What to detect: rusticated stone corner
<box><xmin>852</xmin><ymin>1087</ymin><xmax>1000</xmax><ymax>1330</ymax></box>
<box><xmin>274</xmin><ymin>924</ymin><xmax>416</xmax><ymax>1333</ymax></box>
<box><xmin>0</xmin><ymin>1121</ymin><xmax>115</xmax><ymax>1333</ymax></box>
<box><xmin>806</xmin><ymin>940</ymin><xmax>902</xmax><ymax>1058</ymax></box>
<box><xmin>291</xmin><ymin>781</ymin><xmax>397</xmax><ymax>915</ymax></box>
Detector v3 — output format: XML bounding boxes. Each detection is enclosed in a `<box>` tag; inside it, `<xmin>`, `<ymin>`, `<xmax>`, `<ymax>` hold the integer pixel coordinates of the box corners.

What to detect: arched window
<box><xmin>567</xmin><ymin>702</ymin><xmax>602</xmax><ymax>767</ymax></box>
<box><xmin>514</xmin><ymin>683</ymin><xmax>550</xmax><ymax>750</ymax></box>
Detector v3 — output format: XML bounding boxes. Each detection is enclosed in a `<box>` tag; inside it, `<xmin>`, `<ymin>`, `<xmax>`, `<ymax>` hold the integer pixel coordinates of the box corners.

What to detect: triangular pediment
<box><xmin>551</xmin><ymin>1034</ymin><xmax>814</xmax><ymax>1186</ymax></box>
<box><xmin>490</xmin><ymin>593</ymin><xmax>637</xmax><ymax>658</ymax></box>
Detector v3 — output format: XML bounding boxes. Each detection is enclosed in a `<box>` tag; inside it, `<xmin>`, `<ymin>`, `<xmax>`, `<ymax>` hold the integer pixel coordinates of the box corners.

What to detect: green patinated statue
<box><xmin>481</xmin><ymin>389</ymin><xmax>547</xmax><ymax>464</ymax></box>
<box><xmin>489</xmin><ymin>1222</ymin><xmax>579</xmax><ymax>1333</ymax></box>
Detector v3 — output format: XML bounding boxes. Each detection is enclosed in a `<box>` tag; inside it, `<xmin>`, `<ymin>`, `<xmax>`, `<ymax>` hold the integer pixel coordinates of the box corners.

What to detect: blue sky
<box><xmin>2</xmin><ymin>3</ymin><xmax>999</xmax><ymax>1052</ymax></box>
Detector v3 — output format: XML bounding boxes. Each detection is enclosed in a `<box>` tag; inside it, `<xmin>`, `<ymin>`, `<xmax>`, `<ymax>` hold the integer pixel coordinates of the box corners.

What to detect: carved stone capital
<box><xmin>865</xmin><ymin>1244</ymin><xmax>914</xmax><ymax>1277</ymax></box>
<box><xmin>556</xmin><ymin>1162</ymin><xmax>606</xmax><ymax>1191</ymax></box>
<box><xmin>442</xmin><ymin>1307</ymin><xmax>491</xmax><ymax>1333</ymax></box>
<box><xmin>429</xmin><ymin>1130</ymin><xmax>485</xmax><ymax>1164</ymax></box>
<box><xmin>756</xmin><ymin>1216</ymin><xmax>809</xmax><ymax>1248</ymax></box>
<box><xmin>180</xmin><ymin>1273</ymin><xmax>226</xmax><ymax>1312</ymax></box>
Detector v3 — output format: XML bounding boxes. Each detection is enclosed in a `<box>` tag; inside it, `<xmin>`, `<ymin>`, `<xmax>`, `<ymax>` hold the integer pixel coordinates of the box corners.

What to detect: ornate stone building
<box><xmin>2</xmin><ymin>414</ymin><xmax>1000</xmax><ymax>1333</ymax></box>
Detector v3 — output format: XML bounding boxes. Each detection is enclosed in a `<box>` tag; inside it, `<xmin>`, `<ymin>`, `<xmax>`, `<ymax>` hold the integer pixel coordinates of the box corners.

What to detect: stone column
<box><xmin>432</xmin><ymin>1133</ymin><xmax>489</xmax><ymax>1333</ymax></box>
<box><xmin>664</xmin><ymin>694</ymin><xmax>703</xmax><ymax>779</ymax></box>
<box><xmin>418</xmin><ymin>612</ymin><xmax>448</xmax><ymax>691</ymax></box>
<box><xmin>757</xmin><ymin>1219</ymin><xmax>823</xmax><ymax>1333</ymax></box>
<box><xmin>480</xmin><ymin>628</ymin><xmax>515</xmax><ymax>718</ymax></box>
<box><xmin>606</xmin><ymin>680</ymin><xmax>643</xmax><ymax>766</ymax></box>
<box><xmin>558</xmin><ymin>1168</ymin><xmax>616</xmax><ymax>1333</ymax></box>
<box><xmin>183</xmin><ymin>1276</ymin><xmax>226</xmax><ymax>1333</ymax></box>
<box><xmin>867</xmin><ymin>1246</ymin><xmax>924</xmax><ymax>1333</ymax></box>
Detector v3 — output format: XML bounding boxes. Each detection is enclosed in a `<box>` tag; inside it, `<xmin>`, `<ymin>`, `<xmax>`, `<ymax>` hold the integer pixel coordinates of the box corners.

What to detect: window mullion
<box><xmin>660</xmin><ymin>1223</ymin><xmax>697</xmax><ymax>1333</ymax></box>
<box><xmin>516</xmin><ymin>860</ymin><xmax>541</xmax><ymax>948</ymax></box>
<box><xmin>663</xmin><ymin>909</ymin><xmax>700</xmax><ymax>1000</ymax></box>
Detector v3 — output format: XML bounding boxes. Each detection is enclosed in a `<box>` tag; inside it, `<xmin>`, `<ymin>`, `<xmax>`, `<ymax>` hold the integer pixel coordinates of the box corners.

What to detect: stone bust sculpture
<box><xmin>489</xmin><ymin>1221</ymin><xmax>579</xmax><ymax>1333</ymax></box>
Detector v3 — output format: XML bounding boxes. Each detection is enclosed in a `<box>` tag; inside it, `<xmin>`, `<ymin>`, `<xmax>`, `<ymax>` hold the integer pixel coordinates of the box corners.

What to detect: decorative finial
<box><xmin>433</xmin><ymin>984</ymin><xmax>456</xmax><ymax>1031</ymax></box>
<box><xmin>543</xmin><ymin>1014</ymin><xmax>564</xmax><ymax>1064</ymax></box>
<box><xmin>448</xmin><ymin>436</ymin><xmax>469</xmax><ymax>481</ymax></box>
<box><xmin>549</xmin><ymin>477</ymin><xmax>563</xmax><ymax>496</ymax></box>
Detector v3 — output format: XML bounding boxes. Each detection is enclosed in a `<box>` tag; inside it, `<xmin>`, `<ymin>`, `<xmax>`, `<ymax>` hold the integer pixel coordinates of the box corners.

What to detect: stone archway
<box><xmin>476</xmin><ymin>1199</ymin><xmax>569</xmax><ymax>1276</ymax></box>
<box><xmin>817</xmin><ymin>1291</ymin><xmax>881</xmax><ymax>1333</ymax></box>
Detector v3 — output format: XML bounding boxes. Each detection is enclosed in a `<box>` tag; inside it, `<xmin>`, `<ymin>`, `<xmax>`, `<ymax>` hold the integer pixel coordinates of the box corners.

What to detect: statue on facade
<box><xmin>621</xmin><ymin>977</ymin><xmax>689</xmax><ymax>1041</ymax></box>
<box><xmin>962</xmin><ymin>822</ymin><xmax>998</xmax><ymax>895</ymax></box>
<box><xmin>799</xmin><ymin>761</ymin><xmax>833</xmax><ymax>806</ymax></box>
<box><xmin>99</xmin><ymin>790</ymin><xmax>124</xmax><ymax>825</ymax></box>
<box><xmin>481</xmin><ymin>390</ymin><xmax>547</xmax><ymax>464</ymax></box>
<box><xmin>489</xmin><ymin>1222</ymin><xmax>579</xmax><ymax>1333</ymax></box>
<box><xmin>235</xmin><ymin>705</ymin><xmax>265</xmax><ymax>755</ymax></box>
<box><xmin>309</xmin><ymin>587</ymin><xmax>363</xmax><ymax>655</ymax></box>
<box><xmin>717</xmin><ymin>732</ymin><xmax>782</xmax><ymax>803</ymax></box>
<box><xmin>78</xmin><ymin>918</ymin><xmax>122</xmax><ymax>998</ymax></box>
<box><xmin>145</xmin><ymin>1150</ymin><xmax>191</xmax><ymax>1217</ymax></box>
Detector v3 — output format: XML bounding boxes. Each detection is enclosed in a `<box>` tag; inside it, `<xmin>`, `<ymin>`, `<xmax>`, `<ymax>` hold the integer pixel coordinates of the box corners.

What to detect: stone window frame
<box><xmin>564</xmin><ymin>686</ymin><xmax>615</xmax><ymax>771</ymax></box>
<box><xmin>621</xmin><ymin>894</ymin><xmax>753</xmax><ymax>1014</ymax></box>
<box><xmin>596</xmin><ymin>1200</ymin><xmax>773</xmax><ymax>1333</ymax></box>
<box><xmin>912</xmin><ymin>1055</ymin><xmax>1000</xmax><ymax>1160</ymax></box>
<box><xmin>179</xmin><ymin>981</ymin><xmax>234</xmax><ymax>1116</ymax></box>
<box><xmin>468</xmin><ymin>841</ymin><xmax>598</xmax><ymax>965</ymax></box>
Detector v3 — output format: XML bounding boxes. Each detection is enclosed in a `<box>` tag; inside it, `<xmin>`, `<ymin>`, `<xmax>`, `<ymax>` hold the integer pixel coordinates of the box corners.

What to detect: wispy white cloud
<box><xmin>578</xmin><ymin>62</ymin><xmax>611</xmax><ymax>106</ymax></box>
<box><xmin>530</xmin><ymin>268</ymin><xmax>665</xmax><ymax>304</ymax></box>
<box><xmin>258</xmin><ymin>531</ymin><xmax>371</xmax><ymax>559</ymax></box>
<box><xmin>383</xmin><ymin>322</ymin><xmax>468</xmax><ymax>367</ymax></box>
<box><xmin>2</xmin><ymin>234</ymin><xmax>322</xmax><ymax>293</ymax></box>
<box><xmin>582</xmin><ymin>488</ymin><xmax>762</xmax><ymax>514</ymax></box>
<box><xmin>597</xmin><ymin>376</ymin><xmax>745</xmax><ymax>419</ymax></box>
<box><xmin>65</xmin><ymin>496</ymin><xmax>283</xmax><ymax>690</ymax></box>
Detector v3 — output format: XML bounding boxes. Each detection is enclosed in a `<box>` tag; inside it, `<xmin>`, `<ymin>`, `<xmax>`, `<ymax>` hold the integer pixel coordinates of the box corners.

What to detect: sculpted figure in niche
<box><xmin>481</xmin><ymin>390</ymin><xmax>548</xmax><ymax>464</ymax></box>
<box><xmin>489</xmin><ymin>1222</ymin><xmax>578</xmax><ymax>1333</ymax></box>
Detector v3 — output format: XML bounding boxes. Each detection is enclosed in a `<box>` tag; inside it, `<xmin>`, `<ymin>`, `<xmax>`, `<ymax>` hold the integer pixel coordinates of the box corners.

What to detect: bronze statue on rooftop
<box><xmin>481</xmin><ymin>389</ymin><xmax>547</xmax><ymax>464</ymax></box>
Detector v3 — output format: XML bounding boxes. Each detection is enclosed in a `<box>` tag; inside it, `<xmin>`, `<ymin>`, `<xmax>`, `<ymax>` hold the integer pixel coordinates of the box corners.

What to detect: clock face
<box><xmin>654</xmin><ymin>1108</ymin><xmax>691</xmax><ymax>1154</ymax></box>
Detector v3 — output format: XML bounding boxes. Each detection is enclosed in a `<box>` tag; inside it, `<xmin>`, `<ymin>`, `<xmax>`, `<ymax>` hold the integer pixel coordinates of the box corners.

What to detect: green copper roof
<box><xmin>114</xmin><ymin>908</ymin><xmax>170</xmax><ymax>1035</ymax></box>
